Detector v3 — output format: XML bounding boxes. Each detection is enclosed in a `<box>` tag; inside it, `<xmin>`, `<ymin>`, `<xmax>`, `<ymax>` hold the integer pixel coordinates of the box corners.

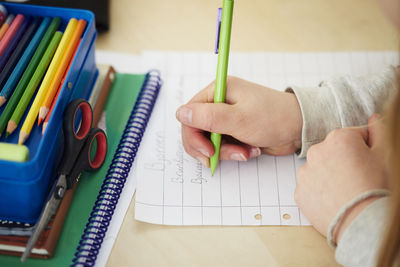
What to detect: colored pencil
<box><xmin>0</xmin><ymin>17</ymin><xmax>51</xmax><ymax>107</ymax></box>
<box><xmin>42</xmin><ymin>39</ymin><xmax>82</xmax><ymax>135</ymax></box>
<box><xmin>0</xmin><ymin>14</ymin><xmax>23</xmax><ymax>58</ymax></box>
<box><xmin>16</xmin><ymin>18</ymin><xmax>76</xmax><ymax>144</ymax></box>
<box><xmin>0</xmin><ymin>17</ymin><xmax>40</xmax><ymax>95</ymax></box>
<box><xmin>0</xmin><ymin>17</ymin><xmax>60</xmax><ymax>137</ymax></box>
<box><xmin>0</xmin><ymin>14</ymin><xmax>14</xmax><ymax>41</ymax></box>
<box><xmin>6</xmin><ymin>31</ymin><xmax>62</xmax><ymax>138</ymax></box>
<box><xmin>0</xmin><ymin>4</ymin><xmax>7</xmax><ymax>26</ymax></box>
<box><xmin>0</xmin><ymin>16</ymin><xmax>31</xmax><ymax>74</ymax></box>
<box><xmin>39</xmin><ymin>19</ymin><xmax>86</xmax><ymax>125</ymax></box>
<box><xmin>17</xmin><ymin>17</ymin><xmax>76</xmax><ymax>136</ymax></box>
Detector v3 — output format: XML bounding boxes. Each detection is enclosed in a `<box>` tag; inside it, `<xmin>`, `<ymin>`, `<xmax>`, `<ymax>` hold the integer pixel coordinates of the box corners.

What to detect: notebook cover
<box><xmin>0</xmin><ymin>72</ymin><xmax>147</xmax><ymax>266</ymax></box>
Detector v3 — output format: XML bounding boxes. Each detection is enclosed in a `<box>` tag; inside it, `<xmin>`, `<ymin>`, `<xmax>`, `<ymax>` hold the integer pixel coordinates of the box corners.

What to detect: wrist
<box><xmin>335</xmin><ymin>197</ymin><xmax>380</xmax><ymax>243</ymax></box>
<box><xmin>327</xmin><ymin>189</ymin><xmax>390</xmax><ymax>248</ymax></box>
<box><xmin>283</xmin><ymin>92</ymin><xmax>302</xmax><ymax>150</ymax></box>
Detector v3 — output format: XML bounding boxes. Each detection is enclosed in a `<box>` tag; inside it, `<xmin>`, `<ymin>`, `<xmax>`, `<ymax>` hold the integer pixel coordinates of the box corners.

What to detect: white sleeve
<box><xmin>335</xmin><ymin>197</ymin><xmax>389</xmax><ymax>267</ymax></box>
<box><xmin>286</xmin><ymin>66</ymin><xmax>399</xmax><ymax>157</ymax></box>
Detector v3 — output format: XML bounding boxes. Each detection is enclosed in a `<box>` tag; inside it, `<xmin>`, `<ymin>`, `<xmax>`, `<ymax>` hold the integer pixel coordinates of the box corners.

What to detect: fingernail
<box><xmin>198</xmin><ymin>148</ymin><xmax>210</xmax><ymax>158</ymax></box>
<box><xmin>249</xmin><ymin>147</ymin><xmax>261</xmax><ymax>158</ymax></box>
<box><xmin>176</xmin><ymin>106</ymin><xmax>192</xmax><ymax>124</ymax></box>
<box><xmin>196</xmin><ymin>156</ymin><xmax>209</xmax><ymax>168</ymax></box>
<box><xmin>230</xmin><ymin>153</ymin><xmax>247</xmax><ymax>161</ymax></box>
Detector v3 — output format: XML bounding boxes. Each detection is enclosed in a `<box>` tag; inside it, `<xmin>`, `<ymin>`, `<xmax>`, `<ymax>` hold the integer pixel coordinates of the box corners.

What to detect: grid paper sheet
<box><xmin>134</xmin><ymin>51</ymin><xmax>399</xmax><ymax>226</ymax></box>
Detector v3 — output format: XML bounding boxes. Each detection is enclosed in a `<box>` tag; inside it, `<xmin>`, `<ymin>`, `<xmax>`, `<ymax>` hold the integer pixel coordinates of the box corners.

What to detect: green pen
<box><xmin>210</xmin><ymin>0</ymin><xmax>234</xmax><ymax>175</ymax></box>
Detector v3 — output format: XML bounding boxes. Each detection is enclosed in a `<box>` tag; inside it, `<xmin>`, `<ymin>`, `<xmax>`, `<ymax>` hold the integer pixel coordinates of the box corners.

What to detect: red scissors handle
<box><xmin>58</xmin><ymin>99</ymin><xmax>107</xmax><ymax>188</ymax></box>
<box><xmin>67</xmin><ymin>128</ymin><xmax>107</xmax><ymax>186</ymax></box>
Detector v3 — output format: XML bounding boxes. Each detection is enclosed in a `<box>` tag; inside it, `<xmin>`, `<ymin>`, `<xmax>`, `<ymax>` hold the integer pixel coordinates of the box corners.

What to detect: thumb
<box><xmin>367</xmin><ymin>113</ymin><xmax>385</xmax><ymax>148</ymax></box>
<box><xmin>176</xmin><ymin>103</ymin><xmax>238</xmax><ymax>134</ymax></box>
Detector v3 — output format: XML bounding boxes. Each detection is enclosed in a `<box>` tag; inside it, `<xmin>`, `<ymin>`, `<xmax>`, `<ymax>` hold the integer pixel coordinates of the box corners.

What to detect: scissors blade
<box><xmin>21</xmin><ymin>175</ymin><xmax>67</xmax><ymax>262</ymax></box>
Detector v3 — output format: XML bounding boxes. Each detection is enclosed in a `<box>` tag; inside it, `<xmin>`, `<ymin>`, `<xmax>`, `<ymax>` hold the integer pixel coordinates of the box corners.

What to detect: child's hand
<box><xmin>176</xmin><ymin>76</ymin><xmax>303</xmax><ymax>167</ymax></box>
<box><xmin>295</xmin><ymin>114</ymin><xmax>388</xmax><ymax>244</ymax></box>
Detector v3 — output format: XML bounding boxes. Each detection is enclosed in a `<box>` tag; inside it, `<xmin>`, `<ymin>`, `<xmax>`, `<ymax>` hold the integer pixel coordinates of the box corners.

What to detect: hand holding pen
<box><xmin>176</xmin><ymin>77</ymin><xmax>303</xmax><ymax>169</ymax></box>
<box><xmin>176</xmin><ymin>0</ymin><xmax>303</xmax><ymax>173</ymax></box>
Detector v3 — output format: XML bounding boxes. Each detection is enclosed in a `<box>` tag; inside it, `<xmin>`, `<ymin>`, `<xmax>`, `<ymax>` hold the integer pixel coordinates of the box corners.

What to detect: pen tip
<box><xmin>210</xmin><ymin>156</ymin><xmax>218</xmax><ymax>176</ymax></box>
<box><xmin>210</xmin><ymin>165</ymin><xmax>216</xmax><ymax>176</ymax></box>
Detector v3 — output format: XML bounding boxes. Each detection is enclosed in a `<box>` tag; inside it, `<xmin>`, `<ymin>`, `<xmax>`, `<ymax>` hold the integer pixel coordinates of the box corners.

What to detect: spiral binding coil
<box><xmin>71</xmin><ymin>71</ymin><xmax>162</xmax><ymax>266</ymax></box>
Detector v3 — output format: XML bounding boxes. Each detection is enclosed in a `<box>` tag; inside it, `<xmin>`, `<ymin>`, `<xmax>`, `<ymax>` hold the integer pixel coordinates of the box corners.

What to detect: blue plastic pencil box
<box><xmin>0</xmin><ymin>2</ymin><xmax>98</xmax><ymax>223</ymax></box>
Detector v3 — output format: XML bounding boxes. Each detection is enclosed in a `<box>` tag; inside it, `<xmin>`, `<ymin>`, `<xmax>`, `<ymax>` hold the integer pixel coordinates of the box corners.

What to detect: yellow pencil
<box><xmin>19</xmin><ymin>18</ymin><xmax>78</xmax><ymax>145</ymax></box>
<box><xmin>38</xmin><ymin>19</ymin><xmax>87</xmax><ymax>125</ymax></box>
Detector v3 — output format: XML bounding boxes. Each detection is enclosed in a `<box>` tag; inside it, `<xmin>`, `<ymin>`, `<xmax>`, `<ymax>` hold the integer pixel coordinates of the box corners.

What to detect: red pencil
<box><xmin>42</xmin><ymin>39</ymin><xmax>82</xmax><ymax>135</ymax></box>
<box><xmin>0</xmin><ymin>14</ymin><xmax>23</xmax><ymax>58</ymax></box>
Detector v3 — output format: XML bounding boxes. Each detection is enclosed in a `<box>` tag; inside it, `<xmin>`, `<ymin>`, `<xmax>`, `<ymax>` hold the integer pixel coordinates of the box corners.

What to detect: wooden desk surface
<box><xmin>97</xmin><ymin>1</ymin><xmax>398</xmax><ymax>266</ymax></box>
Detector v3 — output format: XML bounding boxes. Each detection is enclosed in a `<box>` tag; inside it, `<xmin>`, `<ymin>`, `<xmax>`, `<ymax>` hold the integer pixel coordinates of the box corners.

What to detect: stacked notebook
<box><xmin>0</xmin><ymin>184</ymin><xmax>75</xmax><ymax>258</ymax></box>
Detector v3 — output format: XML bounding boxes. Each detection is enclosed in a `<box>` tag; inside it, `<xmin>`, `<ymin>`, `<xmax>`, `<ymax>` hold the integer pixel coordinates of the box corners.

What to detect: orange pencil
<box><xmin>38</xmin><ymin>19</ymin><xmax>86</xmax><ymax>125</ymax></box>
<box><xmin>42</xmin><ymin>39</ymin><xmax>82</xmax><ymax>135</ymax></box>
<box><xmin>0</xmin><ymin>14</ymin><xmax>15</xmax><ymax>42</ymax></box>
<box><xmin>0</xmin><ymin>14</ymin><xmax>14</xmax><ymax>41</ymax></box>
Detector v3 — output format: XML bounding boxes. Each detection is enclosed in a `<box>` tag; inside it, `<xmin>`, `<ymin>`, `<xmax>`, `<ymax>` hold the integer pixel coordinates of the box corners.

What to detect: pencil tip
<box><xmin>0</xmin><ymin>96</ymin><xmax>6</xmax><ymax>107</ymax></box>
<box><xmin>42</xmin><ymin>122</ymin><xmax>47</xmax><ymax>135</ymax></box>
<box><xmin>6</xmin><ymin>120</ymin><xmax>17</xmax><ymax>137</ymax></box>
<box><xmin>6</xmin><ymin>120</ymin><xmax>17</xmax><ymax>138</ymax></box>
<box><xmin>19</xmin><ymin>131</ymin><xmax>28</xmax><ymax>145</ymax></box>
<box><xmin>38</xmin><ymin>108</ymin><xmax>48</xmax><ymax>125</ymax></box>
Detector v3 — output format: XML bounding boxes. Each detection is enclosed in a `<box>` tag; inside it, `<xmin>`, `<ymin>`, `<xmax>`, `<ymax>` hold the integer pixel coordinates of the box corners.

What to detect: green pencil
<box><xmin>0</xmin><ymin>17</ymin><xmax>61</xmax><ymax>137</ymax></box>
<box><xmin>210</xmin><ymin>0</ymin><xmax>234</xmax><ymax>175</ymax></box>
<box><xmin>6</xmin><ymin>31</ymin><xmax>63</xmax><ymax>137</ymax></box>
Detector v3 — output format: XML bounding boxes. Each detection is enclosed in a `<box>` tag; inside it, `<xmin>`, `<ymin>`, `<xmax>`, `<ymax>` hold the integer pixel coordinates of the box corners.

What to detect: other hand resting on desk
<box><xmin>295</xmin><ymin>114</ymin><xmax>388</xmax><ymax>244</ymax></box>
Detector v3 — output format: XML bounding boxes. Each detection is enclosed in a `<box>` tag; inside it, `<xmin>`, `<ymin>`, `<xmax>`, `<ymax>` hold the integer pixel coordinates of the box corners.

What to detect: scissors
<box><xmin>21</xmin><ymin>98</ymin><xmax>107</xmax><ymax>262</ymax></box>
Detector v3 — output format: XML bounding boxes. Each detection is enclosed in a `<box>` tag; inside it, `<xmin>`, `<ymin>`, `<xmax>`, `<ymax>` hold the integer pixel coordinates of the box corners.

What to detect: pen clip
<box><xmin>214</xmin><ymin>8</ymin><xmax>222</xmax><ymax>54</ymax></box>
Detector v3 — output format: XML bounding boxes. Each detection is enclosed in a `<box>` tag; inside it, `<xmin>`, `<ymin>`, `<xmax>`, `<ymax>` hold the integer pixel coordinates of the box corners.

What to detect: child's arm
<box><xmin>176</xmin><ymin>66</ymin><xmax>398</xmax><ymax>165</ymax></box>
<box><xmin>295</xmin><ymin>115</ymin><xmax>389</xmax><ymax>267</ymax></box>
<box><xmin>287</xmin><ymin>65</ymin><xmax>399</xmax><ymax>157</ymax></box>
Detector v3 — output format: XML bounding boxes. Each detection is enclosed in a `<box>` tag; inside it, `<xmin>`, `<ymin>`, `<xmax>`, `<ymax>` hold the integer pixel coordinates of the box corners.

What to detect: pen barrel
<box><xmin>210</xmin><ymin>132</ymin><xmax>222</xmax><ymax>157</ymax></box>
<box><xmin>214</xmin><ymin>0</ymin><xmax>233</xmax><ymax>102</ymax></box>
<box><xmin>210</xmin><ymin>0</ymin><xmax>233</xmax><ymax>174</ymax></box>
